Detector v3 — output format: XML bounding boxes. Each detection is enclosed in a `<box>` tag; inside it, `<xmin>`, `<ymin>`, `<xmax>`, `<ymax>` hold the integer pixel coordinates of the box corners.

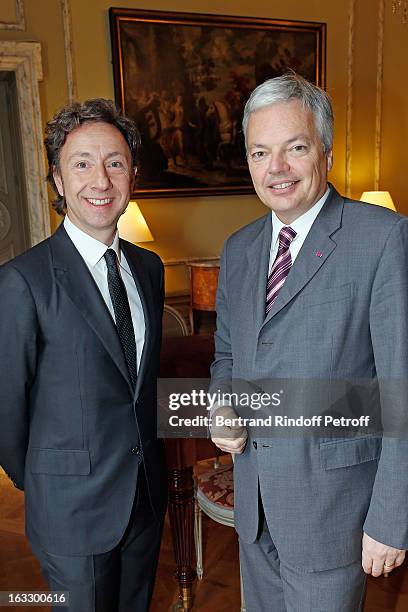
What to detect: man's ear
<box><xmin>53</xmin><ymin>167</ymin><xmax>64</xmax><ymax>196</ymax></box>
<box><xmin>130</xmin><ymin>166</ymin><xmax>137</xmax><ymax>191</ymax></box>
<box><xmin>327</xmin><ymin>151</ymin><xmax>333</xmax><ymax>171</ymax></box>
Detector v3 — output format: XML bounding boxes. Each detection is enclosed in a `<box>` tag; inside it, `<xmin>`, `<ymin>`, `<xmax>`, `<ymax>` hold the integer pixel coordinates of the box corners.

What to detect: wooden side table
<box><xmin>187</xmin><ymin>261</ymin><xmax>220</xmax><ymax>334</ymax></box>
<box><xmin>160</xmin><ymin>335</ymin><xmax>216</xmax><ymax>610</ymax></box>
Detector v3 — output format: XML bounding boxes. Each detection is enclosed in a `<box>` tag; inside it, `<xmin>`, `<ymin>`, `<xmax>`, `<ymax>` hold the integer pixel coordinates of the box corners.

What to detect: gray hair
<box><xmin>242</xmin><ymin>73</ymin><xmax>333</xmax><ymax>154</ymax></box>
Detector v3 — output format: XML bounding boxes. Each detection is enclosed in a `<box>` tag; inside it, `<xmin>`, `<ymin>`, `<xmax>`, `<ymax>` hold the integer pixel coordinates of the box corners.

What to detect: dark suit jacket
<box><xmin>0</xmin><ymin>224</ymin><xmax>167</xmax><ymax>556</ymax></box>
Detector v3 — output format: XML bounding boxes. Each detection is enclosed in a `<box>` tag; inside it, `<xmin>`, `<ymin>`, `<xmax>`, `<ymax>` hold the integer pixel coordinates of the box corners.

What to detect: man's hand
<box><xmin>362</xmin><ymin>532</ymin><xmax>406</xmax><ymax>576</ymax></box>
<box><xmin>210</xmin><ymin>405</ymin><xmax>248</xmax><ymax>454</ymax></box>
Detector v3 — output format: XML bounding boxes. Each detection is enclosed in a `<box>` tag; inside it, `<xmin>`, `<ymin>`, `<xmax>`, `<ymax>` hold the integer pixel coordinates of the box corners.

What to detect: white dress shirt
<box><xmin>64</xmin><ymin>215</ymin><xmax>145</xmax><ymax>370</ymax></box>
<box><xmin>268</xmin><ymin>187</ymin><xmax>330</xmax><ymax>273</ymax></box>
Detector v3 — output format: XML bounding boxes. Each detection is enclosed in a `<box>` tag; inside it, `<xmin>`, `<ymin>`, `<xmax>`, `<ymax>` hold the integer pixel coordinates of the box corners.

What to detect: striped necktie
<box><xmin>265</xmin><ymin>226</ymin><xmax>297</xmax><ymax>315</ymax></box>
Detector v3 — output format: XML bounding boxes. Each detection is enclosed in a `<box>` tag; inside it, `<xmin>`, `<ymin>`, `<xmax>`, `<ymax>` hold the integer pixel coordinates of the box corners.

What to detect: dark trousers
<box><xmin>37</xmin><ymin>470</ymin><xmax>164</xmax><ymax>612</ymax></box>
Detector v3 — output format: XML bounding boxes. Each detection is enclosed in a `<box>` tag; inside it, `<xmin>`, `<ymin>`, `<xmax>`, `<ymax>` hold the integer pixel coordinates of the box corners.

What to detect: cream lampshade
<box><xmin>118</xmin><ymin>201</ymin><xmax>154</xmax><ymax>243</ymax></box>
<box><xmin>360</xmin><ymin>191</ymin><xmax>396</xmax><ymax>211</ymax></box>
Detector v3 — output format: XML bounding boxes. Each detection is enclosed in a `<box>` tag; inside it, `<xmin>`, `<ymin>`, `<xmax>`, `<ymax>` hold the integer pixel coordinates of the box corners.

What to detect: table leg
<box><xmin>189</xmin><ymin>307</ymin><xmax>195</xmax><ymax>335</ymax></box>
<box><xmin>167</xmin><ymin>466</ymin><xmax>196</xmax><ymax>610</ymax></box>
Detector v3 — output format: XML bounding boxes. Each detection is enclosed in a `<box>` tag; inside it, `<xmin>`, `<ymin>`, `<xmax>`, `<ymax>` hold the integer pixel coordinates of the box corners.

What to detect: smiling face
<box><xmin>246</xmin><ymin>100</ymin><xmax>332</xmax><ymax>224</ymax></box>
<box><xmin>53</xmin><ymin>121</ymin><xmax>136</xmax><ymax>245</ymax></box>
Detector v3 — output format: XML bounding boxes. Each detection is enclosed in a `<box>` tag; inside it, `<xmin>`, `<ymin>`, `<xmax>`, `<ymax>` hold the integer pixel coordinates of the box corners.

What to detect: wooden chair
<box><xmin>195</xmin><ymin>455</ymin><xmax>246</xmax><ymax>612</ymax></box>
<box><xmin>162</xmin><ymin>304</ymin><xmax>189</xmax><ymax>337</ymax></box>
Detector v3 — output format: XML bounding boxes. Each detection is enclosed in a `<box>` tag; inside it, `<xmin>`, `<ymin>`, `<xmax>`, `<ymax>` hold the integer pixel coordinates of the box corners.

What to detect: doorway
<box><xmin>0</xmin><ymin>71</ymin><xmax>30</xmax><ymax>263</ymax></box>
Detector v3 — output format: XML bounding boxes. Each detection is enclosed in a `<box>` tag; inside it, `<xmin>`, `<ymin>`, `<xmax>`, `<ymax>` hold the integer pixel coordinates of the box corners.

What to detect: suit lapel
<box><xmin>50</xmin><ymin>224</ymin><xmax>132</xmax><ymax>390</ymax></box>
<box><xmin>246</xmin><ymin>213</ymin><xmax>272</xmax><ymax>333</ymax></box>
<box><xmin>261</xmin><ymin>186</ymin><xmax>345</xmax><ymax>329</ymax></box>
<box><xmin>121</xmin><ymin>241</ymin><xmax>154</xmax><ymax>399</ymax></box>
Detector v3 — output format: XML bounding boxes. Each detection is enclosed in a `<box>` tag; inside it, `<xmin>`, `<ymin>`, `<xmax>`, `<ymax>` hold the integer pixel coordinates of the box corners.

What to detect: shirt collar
<box><xmin>63</xmin><ymin>215</ymin><xmax>120</xmax><ymax>267</ymax></box>
<box><xmin>271</xmin><ymin>186</ymin><xmax>330</xmax><ymax>249</ymax></box>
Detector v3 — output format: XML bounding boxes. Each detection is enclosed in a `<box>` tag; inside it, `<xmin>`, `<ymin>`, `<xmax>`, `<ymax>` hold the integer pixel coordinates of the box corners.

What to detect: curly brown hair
<box><xmin>44</xmin><ymin>98</ymin><xmax>140</xmax><ymax>216</ymax></box>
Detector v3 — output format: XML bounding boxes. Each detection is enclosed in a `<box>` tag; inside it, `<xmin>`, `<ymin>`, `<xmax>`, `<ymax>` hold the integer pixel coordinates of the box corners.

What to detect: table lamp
<box><xmin>118</xmin><ymin>201</ymin><xmax>154</xmax><ymax>243</ymax></box>
<box><xmin>360</xmin><ymin>191</ymin><xmax>396</xmax><ymax>211</ymax></box>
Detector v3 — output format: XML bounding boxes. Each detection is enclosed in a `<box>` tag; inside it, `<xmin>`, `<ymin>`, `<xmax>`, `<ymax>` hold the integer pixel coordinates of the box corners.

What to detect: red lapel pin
<box><xmin>316</xmin><ymin>250</ymin><xmax>323</xmax><ymax>258</ymax></box>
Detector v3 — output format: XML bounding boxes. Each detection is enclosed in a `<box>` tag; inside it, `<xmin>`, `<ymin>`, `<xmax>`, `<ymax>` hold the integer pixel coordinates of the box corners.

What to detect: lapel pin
<box><xmin>316</xmin><ymin>250</ymin><xmax>323</xmax><ymax>258</ymax></box>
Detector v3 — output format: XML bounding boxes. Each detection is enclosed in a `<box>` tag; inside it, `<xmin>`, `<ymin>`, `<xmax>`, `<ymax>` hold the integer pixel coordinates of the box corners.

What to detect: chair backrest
<box><xmin>163</xmin><ymin>304</ymin><xmax>189</xmax><ymax>337</ymax></box>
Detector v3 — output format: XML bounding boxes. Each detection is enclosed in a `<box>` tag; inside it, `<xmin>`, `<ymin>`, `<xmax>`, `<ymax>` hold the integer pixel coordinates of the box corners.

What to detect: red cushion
<box><xmin>197</xmin><ymin>464</ymin><xmax>234</xmax><ymax>509</ymax></box>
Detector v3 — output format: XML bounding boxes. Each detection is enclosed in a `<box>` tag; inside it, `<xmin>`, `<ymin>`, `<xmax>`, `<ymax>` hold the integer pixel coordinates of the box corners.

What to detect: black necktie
<box><xmin>104</xmin><ymin>248</ymin><xmax>137</xmax><ymax>388</ymax></box>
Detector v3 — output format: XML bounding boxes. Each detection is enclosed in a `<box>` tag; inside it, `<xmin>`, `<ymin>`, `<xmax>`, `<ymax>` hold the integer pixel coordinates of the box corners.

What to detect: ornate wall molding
<box><xmin>345</xmin><ymin>0</ymin><xmax>355</xmax><ymax>197</ymax></box>
<box><xmin>0</xmin><ymin>0</ymin><xmax>25</xmax><ymax>31</ymax></box>
<box><xmin>61</xmin><ymin>0</ymin><xmax>77</xmax><ymax>102</ymax></box>
<box><xmin>0</xmin><ymin>202</ymin><xmax>12</xmax><ymax>242</ymax></box>
<box><xmin>374</xmin><ymin>0</ymin><xmax>385</xmax><ymax>190</ymax></box>
<box><xmin>0</xmin><ymin>42</ymin><xmax>50</xmax><ymax>246</ymax></box>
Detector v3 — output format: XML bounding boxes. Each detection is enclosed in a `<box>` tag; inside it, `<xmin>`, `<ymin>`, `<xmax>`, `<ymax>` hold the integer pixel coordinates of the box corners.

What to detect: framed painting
<box><xmin>109</xmin><ymin>8</ymin><xmax>326</xmax><ymax>199</ymax></box>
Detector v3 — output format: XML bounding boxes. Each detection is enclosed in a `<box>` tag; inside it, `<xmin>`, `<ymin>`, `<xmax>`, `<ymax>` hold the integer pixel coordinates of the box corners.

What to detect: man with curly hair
<box><xmin>0</xmin><ymin>99</ymin><xmax>166</xmax><ymax>611</ymax></box>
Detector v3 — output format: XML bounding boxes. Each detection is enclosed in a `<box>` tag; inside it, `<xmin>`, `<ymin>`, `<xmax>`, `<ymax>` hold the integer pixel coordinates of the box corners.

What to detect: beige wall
<box><xmin>1</xmin><ymin>0</ymin><xmax>407</xmax><ymax>294</ymax></box>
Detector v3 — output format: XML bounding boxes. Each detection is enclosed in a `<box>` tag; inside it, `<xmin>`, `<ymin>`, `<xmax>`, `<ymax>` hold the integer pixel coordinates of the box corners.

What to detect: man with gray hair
<box><xmin>210</xmin><ymin>73</ymin><xmax>408</xmax><ymax>610</ymax></box>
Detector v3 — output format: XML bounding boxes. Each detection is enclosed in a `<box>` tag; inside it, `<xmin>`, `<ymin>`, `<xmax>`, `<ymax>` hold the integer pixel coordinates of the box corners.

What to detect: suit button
<box><xmin>252</xmin><ymin>441</ymin><xmax>258</xmax><ymax>449</ymax></box>
<box><xmin>130</xmin><ymin>447</ymin><xmax>140</xmax><ymax>455</ymax></box>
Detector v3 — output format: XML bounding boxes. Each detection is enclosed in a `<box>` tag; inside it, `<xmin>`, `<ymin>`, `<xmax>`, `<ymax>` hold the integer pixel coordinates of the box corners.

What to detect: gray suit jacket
<box><xmin>210</xmin><ymin>185</ymin><xmax>408</xmax><ymax>571</ymax></box>
<box><xmin>0</xmin><ymin>224</ymin><xmax>167</xmax><ymax>556</ymax></box>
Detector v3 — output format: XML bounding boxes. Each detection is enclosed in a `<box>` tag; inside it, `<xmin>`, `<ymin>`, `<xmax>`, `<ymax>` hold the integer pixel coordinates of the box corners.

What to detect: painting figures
<box><xmin>132</xmin><ymin>89</ymin><xmax>246</xmax><ymax>184</ymax></box>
